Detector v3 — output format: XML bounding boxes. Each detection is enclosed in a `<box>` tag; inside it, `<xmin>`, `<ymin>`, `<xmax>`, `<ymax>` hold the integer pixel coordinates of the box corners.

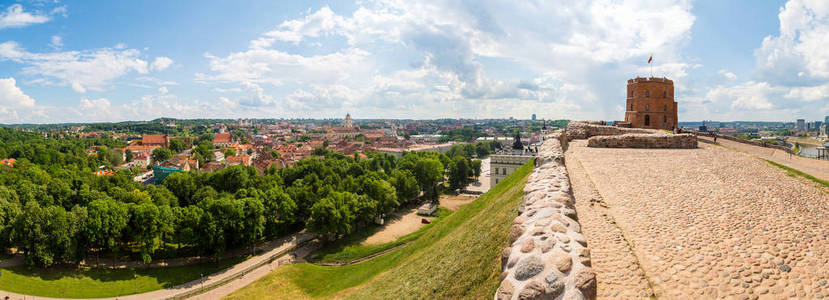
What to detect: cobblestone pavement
<box><xmin>566</xmin><ymin>140</ymin><xmax>653</xmax><ymax>299</ymax></box>
<box><xmin>699</xmin><ymin>136</ymin><xmax>829</xmax><ymax>182</ymax></box>
<box><xmin>567</xmin><ymin>140</ymin><xmax>829</xmax><ymax>299</ymax></box>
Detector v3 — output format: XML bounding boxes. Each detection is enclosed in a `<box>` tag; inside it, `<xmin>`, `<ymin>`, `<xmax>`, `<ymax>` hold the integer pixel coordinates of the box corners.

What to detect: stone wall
<box><xmin>567</xmin><ymin>121</ymin><xmax>697</xmax><ymax>149</ymax></box>
<box><xmin>587</xmin><ymin>133</ymin><xmax>697</xmax><ymax>149</ymax></box>
<box><xmin>709</xmin><ymin>133</ymin><xmax>794</xmax><ymax>154</ymax></box>
<box><xmin>496</xmin><ymin>129</ymin><xmax>597</xmax><ymax>300</ymax></box>
<box><xmin>566</xmin><ymin>121</ymin><xmax>655</xmax><ymax>141</ymax></box>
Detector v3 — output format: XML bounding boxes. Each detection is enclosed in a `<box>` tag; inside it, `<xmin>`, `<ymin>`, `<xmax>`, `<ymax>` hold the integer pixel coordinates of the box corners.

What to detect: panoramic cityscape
<box><xmin>0</xmin><ymin>1</ymin><xmax>828</xmax><ymax>300</ymax></box>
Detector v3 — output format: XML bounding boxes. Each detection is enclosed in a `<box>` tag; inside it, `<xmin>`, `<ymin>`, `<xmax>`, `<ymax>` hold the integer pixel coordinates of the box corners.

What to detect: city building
<box><xmin>797</xmin><ymin>119</ymin><xmax>806</xmax><ymax>132</ymax></box>
<box><xmin>213</xmin><ymin>132</ymin><xmax>233</xmax><ymax>146</ymax></box>
<box><xmin>623</xmin><ymin>77</ymin><xmax>678</xmax><ymax>130</ymax></box>
<box><xmin>343</xmin><ymin>113</ymin><xmax>354</xmax><ymax>128</ymax></box>
<box><xmin>532</xmin><ymin>114</ymin><xmax>537</xmax><ymax>121</ymax></box>
<box><xmin>489</xmin><ymin>133</ymin><xmax>535</xmax><ymax>186</ymax></box>
<box><xmin>141</xmin><ymin>134</ymin><xmax>169</xmax><ymax>148</ymax></box>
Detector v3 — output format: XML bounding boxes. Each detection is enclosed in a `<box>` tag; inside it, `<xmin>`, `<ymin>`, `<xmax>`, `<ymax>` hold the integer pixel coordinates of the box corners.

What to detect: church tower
<box><xmin>624</xmin><ymin>77</ymin><xmax>678</xmax><ymax>130</ymax></box>
<box><xmin>344</xmin><ymin>113</ymin><xmax>353</xmax><ymax>128</ymax></box>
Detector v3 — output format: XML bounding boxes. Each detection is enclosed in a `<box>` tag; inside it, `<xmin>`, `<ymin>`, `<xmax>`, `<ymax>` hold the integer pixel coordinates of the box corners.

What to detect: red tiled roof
<box><xmin>214</xmin><ymin>133</ymin><xmax>232</xmax><ymax>144</ymax></box>
<box><xmin>1</xmin><ymin>158</ymin><xmax>16</xmax><ymax>167</ymax></box>
<box><xmin>142</xmin><ymin>134</ymin><xmax>168</xmax><ymax>145</ymax></box>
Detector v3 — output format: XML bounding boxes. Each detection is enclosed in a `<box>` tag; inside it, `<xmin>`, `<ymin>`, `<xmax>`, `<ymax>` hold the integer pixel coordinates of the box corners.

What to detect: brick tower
<box><xmin>624</xmin><ymin>77</ymin><xmax>678</xmax><ymax>130</ymax></box>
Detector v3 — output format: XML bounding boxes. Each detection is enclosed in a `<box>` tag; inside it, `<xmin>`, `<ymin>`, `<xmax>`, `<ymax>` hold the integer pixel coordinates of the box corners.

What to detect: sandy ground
<box><xmin>362</xmin><ymin>208</ymin><xmax>426</xmax><ymax>245</ymax></box>
<box><xmin>566</xmin><ymin>139</ymin><xmax>829</xmax><ymax>299</ymax></box>
<box><xmin>361</xmin><ymin>194</ymin><xmax>477</xmax><ymax>246</ymax></box>
<box><xmin>440</xmin><ymin>194</ymin><xmax>477</xmax><ymax>211</ymax></box>
<box><xmin>702</xmin><ymin>136</ymin><xmax>829</xmax><ymax>182</ymax></box>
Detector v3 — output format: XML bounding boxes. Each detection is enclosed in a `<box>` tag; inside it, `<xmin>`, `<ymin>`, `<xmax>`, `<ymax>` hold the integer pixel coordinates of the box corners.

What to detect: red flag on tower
<box><xmin>648</xmin><ymin>55</ymin><xmax>653</xmax><ymax>64</ymax></box>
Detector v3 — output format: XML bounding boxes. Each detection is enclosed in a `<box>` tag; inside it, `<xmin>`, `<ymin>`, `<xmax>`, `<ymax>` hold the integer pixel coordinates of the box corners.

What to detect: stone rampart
<box><xmin>708</xmin><ymin>133</ymin><xmax>794</xmax><ymax>154</ymax></box>
<box><xmin>567</xmin><ymin>121</ymin><xmax>697</xmax><ymax>149</ymax></box>
<box><xmin>496</xmin><ymin>129</ymin><xmax>596</xmax><ymax>300</ymax></box>
<box><xmin>587</xmin><ymin>133</ymin><xmax>697</xmax><ymax>149</ymax></box>
<box><xmin>566</xmin><ymin>121</ymin><xmax>655</xmax><ymax>141</ymax></box>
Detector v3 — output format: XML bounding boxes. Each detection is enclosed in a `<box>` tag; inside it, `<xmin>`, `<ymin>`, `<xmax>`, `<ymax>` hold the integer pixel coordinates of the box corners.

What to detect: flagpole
<box><xmin>650</xmin><ymin>54</ymin><xmax>653</xmax><ymax>78</ymax></box>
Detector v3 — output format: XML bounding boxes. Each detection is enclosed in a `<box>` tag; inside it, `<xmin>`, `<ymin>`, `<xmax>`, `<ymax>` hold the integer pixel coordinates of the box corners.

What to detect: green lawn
<box><xmin>225</xmin><ymin>160</ymin><xmax>533</xmax><ymax>299</ymax></box>
<box><xmin>307</xmin><ymin>207</ymin><xmax>451</xmax><ymax>264</ymax></box>
<box><xmin>0</xmin><ymin>256</ymin><xmax>246</xmax><ymax>298</ymax></box>
<box><xmin>764</xmin><ymin>159</ymin><xmax>829</xmax><ymax>189</ymax></box>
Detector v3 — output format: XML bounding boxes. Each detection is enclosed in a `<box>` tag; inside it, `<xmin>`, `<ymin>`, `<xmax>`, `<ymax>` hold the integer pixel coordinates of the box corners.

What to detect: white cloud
<box><xmin>158</xmin><ymin>86</ymin><xmax>168</xmax><ymax>94</ymax></box>
<box><xmin>151</xmin><ymin>56</ymin><xmax>173</xmax><ymax>71</ymax></box>
<box><xmin>198</xmin><ymin>47</ymin><xmax>372</xmax><ymax>86</ymax></box>
<box><xmin>718</xmin><ymin>69</ymin><xmax>737</xmax><ymax>80</ymax></box>
<box><xmin>198</xmin><ymin>0</ymin><xmax>696</xmax><ymax>120</ymax></box>
<box><xmin>0</xmin><ymin>4</ymin><xmax>50</xmax><ymax>29</ymax></box>
<box><xmin>0</xmin><ymin>41</ymin><xmax>154</xmax><ymax>93</ymax></box>
<box><xmin>49</xmin><ymin>35</ymin><xmax>62</xmax><ymax>50</ymax></box>
<box><xmin>755</xmin><ymin>0</ymin><xmax>829</xmax><ymax>83</ymax></box>
<box><xmin>0</xmin><ymin>77</ymin><xmax>35</xmax><ymax>107</ymax></box>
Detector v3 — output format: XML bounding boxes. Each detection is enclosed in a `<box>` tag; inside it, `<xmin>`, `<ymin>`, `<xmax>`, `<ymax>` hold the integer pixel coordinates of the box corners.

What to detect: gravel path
<box><xmin>567</xmin><ymin>140</ymin><xmax>829</xmax><ymax>299</ymax></box>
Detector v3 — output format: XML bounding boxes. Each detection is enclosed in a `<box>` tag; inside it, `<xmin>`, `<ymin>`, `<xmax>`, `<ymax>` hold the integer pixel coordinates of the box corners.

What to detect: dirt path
<box><xmin>565</xmin><ymin>140</ymin><xmax>653</xmax><ymax>299</ymax></box>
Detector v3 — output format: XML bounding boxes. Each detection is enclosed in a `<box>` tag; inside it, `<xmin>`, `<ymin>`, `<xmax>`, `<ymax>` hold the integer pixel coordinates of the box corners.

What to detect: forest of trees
<box><xmin>0</xmin><ymin>128</ymin><xmax>491</xmax><ymax>268</ymax></box>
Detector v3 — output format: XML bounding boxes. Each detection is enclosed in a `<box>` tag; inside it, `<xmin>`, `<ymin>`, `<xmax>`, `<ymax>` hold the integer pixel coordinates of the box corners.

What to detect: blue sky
<box><xmin>1</xmin><ymin>0</ymin><xmax>827</xmax><ymax>123</ymax></box>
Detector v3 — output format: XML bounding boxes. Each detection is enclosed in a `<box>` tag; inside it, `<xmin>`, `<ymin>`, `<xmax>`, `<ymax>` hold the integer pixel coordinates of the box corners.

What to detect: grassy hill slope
<box><xmin>225</xmin><ymin>160</ymin><xmax>533</xmax><ymax>299</ymax></box>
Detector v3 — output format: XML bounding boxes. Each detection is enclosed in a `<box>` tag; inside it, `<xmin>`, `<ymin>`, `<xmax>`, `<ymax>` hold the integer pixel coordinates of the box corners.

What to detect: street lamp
<box><xmin>201</xmin><ymin>273</ymin><xmax>204</xmax><ymax>292</ymax></box>
<box><xmin>134</xmin><ymin>274</ymin><xmax>138</xmax><ymax>294</ymax></box>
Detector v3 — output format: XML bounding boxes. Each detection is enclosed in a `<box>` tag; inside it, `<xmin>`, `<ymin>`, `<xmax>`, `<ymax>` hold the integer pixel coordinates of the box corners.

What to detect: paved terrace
<box><xmin>565</xmin><ymin>139</ymin><xmax>828</xmax><ymax>299</ymax></box>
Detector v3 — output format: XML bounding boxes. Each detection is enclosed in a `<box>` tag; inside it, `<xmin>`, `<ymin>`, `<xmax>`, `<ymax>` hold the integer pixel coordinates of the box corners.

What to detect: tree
<box><xmin>130</xmin><ymin>202</ymin><xmax>161</xmax><ymax>264</ymax></box>
<box><xmin>169</xmin><ymin>139</ymin><xmax>185</xmax><ymax>153</ymax></box>
<box><xmin>152</xmin><ymin>147</ymin><xmax>172</xmax><ymax>163</ymax></box>
<box><xmin>85</xmin><ymin>199</ymin><xmax>130</xmax><ymax>263</ymax></box>
<box><xmin>448</xmin><ymin>156</ymin><xmax>471</xmax><ymax>190</ymax></box>
<box><xmin>261</xmin><ymin>187</ymin><xmax>296</xmax><ymax>236</ymax></box>
<box><xmin>470</xmin><ymin>159</ymin><xmax>482</xmax><ymax>178</ymax></box>
<box><xmin>0</xmin><ymin>195</ymin><xmax>22</xmax><ymax>249</ymax></box>
<box><xmin>413</xmin><ymin>158</ymin><xmax>444</xmax><ymax>201</ymax></box>
<box><xmin>361</xmin><ymin>177</ymin><xmax>397</xmax><ymax>215</ymax></box>
<box><xmin>307</xmin><ymin>191</ymin><xmax>357</xmax><ymax>238</ymax></box>
<box><xmin>164</xmin><ymin>172</ymin><xmax>198</xmax><ymax>206</ymax></box>
<box><xmin>390</xmin><ymin>169</ymin><xmax>419</xmax><ymax>204</ymax></box>
<box><xmin>222</xmin><ymin>147</ymin><xmax>236</xmax><ymax>157</ymax></box>
<box><xmin>13</xmin><ymin>202</ymin><xmax>72</xmax><ymax>267</ymax></box>
<box><xmin>241</xmin><ymin>197</ymin><xmax>265</xmax><ymax>253</ymax></box>
<box><xmin>125</xmin><ymin>150</ymin><xmax>134</xmax><ymax>162</ymax></box>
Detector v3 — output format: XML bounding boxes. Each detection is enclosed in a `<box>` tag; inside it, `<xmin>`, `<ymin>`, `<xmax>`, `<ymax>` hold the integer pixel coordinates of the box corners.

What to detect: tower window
<box><xmin>663</xmin><ymin>91</ymin><xmax>667</xmax><ymax>97</ymax></box>
<box><xmin>664</xmin><ymin>115</ymin><xmax>667</xmax><ymax>122</ymax></box>
<box><xmin>644</xmin><ymin>115</ymin><xmax>650</xmax><ymax>126</ymax></box>
<box><xmin>664</xmin><ymin>105</ymin><xmax>667</xmax><ymax>111</ymax></box>
<box><xmin>646</xmin><ymin>90</ymin><xmax>649</xmax><ymax>97</ymax></box>
<box><xmin>645</xmin><ymin>104</ymin><xmax>649</xmax><ymax>111</ymax></box>
<box><xmin>630</xmin><ymin>104</ymin><xmax>634</xmax><ymax>110</ymax></box>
